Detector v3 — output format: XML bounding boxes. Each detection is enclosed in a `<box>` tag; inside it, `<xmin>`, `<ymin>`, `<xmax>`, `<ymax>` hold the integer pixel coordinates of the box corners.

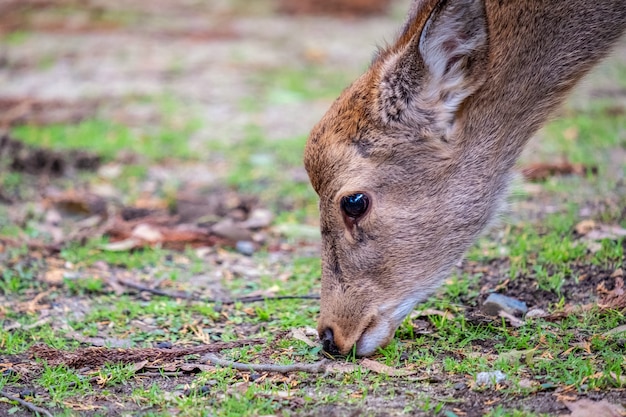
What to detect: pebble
<box><xmin>19</xmin><ymin>389</ymin><xmax>35</xmax><ymax>399</ymax></box>
<box><xmin>475</xmin><ymin>370</ymin><xmax>507</xmax><ymax>387</ymax></box>
<box><xmin>481</xmin><ymin>294</ymin><xmax>528</xmax><ymax>317</ymax></box>
<box><xmin>235</xmin><ymin>241</ymin><xmax>255</xmax><ymax>256</ymax></box>
<box><xmin>453</xmin><ymin>382</ymin><xmax>466</xmax><ymax>390</ymax></box>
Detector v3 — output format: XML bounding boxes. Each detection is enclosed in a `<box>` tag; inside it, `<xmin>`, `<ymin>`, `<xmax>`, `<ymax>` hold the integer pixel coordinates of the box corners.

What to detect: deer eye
<box><xmin>340</xmin><ymin>193</ymin><xmax>370</xmax><ymax>219</ymax></box>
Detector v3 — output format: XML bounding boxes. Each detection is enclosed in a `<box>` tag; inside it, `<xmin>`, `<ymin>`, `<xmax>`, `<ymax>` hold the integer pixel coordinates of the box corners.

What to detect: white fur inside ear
<box><xmin>418</xmin><ymin>0</ymin><xmax>487</xmax><ymax>100</ymax></box>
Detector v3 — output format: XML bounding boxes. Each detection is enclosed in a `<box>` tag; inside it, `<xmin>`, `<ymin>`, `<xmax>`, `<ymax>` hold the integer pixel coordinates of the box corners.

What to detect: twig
<box><xmin>0</xmin><ymin>389</ymin><xmax>53</xmax><ymax>417</ymax></box>
<box><xmin>30</xmin><ymin>339</ymin><xmax>266</xmax><ymax>369</ymax></box>
<box><xmin>201</xmin><ymin>353</ymin><xmax>330</xmax><ymax>374</ymax></box>
<box><xmin>115</xmin><ymin>276</ymin><xmax>319</xmax><ymax>305</ymax></box>
<box><xmin>139</xmin><ymin>371</ymin><xmax>184</xmax><ymax>377</ymax></box>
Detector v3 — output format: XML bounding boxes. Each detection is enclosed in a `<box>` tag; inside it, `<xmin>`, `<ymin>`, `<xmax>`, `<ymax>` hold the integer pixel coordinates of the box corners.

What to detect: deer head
<box><xmin>304</xmin><ymin>0</ymin><xmax>626</xmax><ymax>356</ymax></box>
<box><xmin>304</xmin><ymin>0</ymin><xmax>492</xmax><ymax>356</ymax></box>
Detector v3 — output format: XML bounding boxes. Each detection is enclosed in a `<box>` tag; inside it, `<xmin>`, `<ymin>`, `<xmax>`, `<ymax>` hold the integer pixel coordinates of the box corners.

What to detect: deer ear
<box><xmin>377</xmin><ymin>0</ymin><xmax>488</xmax><ymax>138</ymax></box>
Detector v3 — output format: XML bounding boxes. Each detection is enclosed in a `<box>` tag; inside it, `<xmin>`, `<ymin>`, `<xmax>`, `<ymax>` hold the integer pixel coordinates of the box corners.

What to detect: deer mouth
<box><xmin>318</xmin><ymin>298</ymin><xmax>418</xmax><ymax>357</ymax></box>
<box><xmin>354</xmin><ymin>316</ymin><xmax>394</xmax><ymax>356</ymax></box>
<box><xmin>354</xmin><ymin>298</ymin><xmax>418</xmax><ymax>355</ymax></box>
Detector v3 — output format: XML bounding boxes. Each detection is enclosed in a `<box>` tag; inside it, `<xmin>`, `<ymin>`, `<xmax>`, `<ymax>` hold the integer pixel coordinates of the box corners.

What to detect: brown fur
<box><xmin>304</xmin><ymin>0</ymin><xmax>626</xmax><ymax>356</ymax></box>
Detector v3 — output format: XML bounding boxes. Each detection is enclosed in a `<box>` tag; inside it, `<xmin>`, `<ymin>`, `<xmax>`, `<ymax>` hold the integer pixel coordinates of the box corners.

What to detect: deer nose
<box><xmin>320</xmin><ymin>327</ymin><xmax>340</xmax><ymax>355</ymax></box>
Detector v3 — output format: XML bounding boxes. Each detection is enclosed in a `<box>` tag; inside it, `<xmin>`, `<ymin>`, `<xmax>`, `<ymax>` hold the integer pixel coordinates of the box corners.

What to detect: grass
<box><xmin>12</xmin><ymin>117</ymin><xmax>197</xmax><ymax>162</ymax></box>
<box><xmin>2</xmin><ymin>118</ymin><xmax>625</xmax><ymax>417</ymax></box>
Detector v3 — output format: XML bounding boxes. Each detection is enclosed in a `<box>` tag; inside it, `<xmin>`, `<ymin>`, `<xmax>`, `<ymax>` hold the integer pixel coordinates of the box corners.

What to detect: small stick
<box><xmin>0</xmin><ymin>389</ymin><xmax>54</xmax><ymax>417</ymax></box>
<box><xmin>138</xmin><ymin>371</ymin><xmax>184</xmax><ymax>377</ymax></box>
<box><xmin>201</xmin><ymin>354</ymin><xmax>329</xmax><ymax>374</ymax></box>
<box><xmin>115</xmin><ymin>277</ymin><xmax>319</xmax><ymax>305</ymax></box>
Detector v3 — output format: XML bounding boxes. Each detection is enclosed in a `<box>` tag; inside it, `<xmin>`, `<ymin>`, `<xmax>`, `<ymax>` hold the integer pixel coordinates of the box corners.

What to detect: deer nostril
<box><xmin>320</xmin><ymin>327</ymin><xmax>339</xmax><ymax>355</ymax></box>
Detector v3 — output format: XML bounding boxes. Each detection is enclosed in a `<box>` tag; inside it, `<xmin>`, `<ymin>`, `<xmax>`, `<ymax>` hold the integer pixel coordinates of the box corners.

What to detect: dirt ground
<box><xmin>1</xmin><ymin>1</ymin><xmax>625</xmax><ymax>416</ymax></box>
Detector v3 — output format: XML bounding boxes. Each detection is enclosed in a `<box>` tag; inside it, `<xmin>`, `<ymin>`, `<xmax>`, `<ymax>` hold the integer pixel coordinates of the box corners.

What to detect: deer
<box><xmin>303</xmin><ymin>0</ymin><xmax>626</xmax><ymax>356</ymax></box>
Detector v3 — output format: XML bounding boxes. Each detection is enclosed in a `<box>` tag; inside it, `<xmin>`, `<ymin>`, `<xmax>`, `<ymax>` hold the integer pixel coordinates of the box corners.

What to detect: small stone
<box><xmin>155</xmin><ymin>341</ymin><xmax>172</xmax><ymax>349</ymax></box>
<box><xmin>475</xmin><ymin>370</ymin><xmax>507</xmax><ymax>387</ymax></box>
<box><xmin>481</xmin><ymin>294</ymin><xmax>528</xmax><ymax>317</ymax></box>
<box><xmin>235</xmin><ymin>241</ymin><xmax>255</xmax><ymax>256</ymax></box>
<box><xmin>19</xmin><ymin>389</ymin><xmax>35</xmax><ymax>399</ymax></box>
<box><xmin>453</xmin><ymin>382</ymin><xmax>466</xmax><ymax>390</ymax></box>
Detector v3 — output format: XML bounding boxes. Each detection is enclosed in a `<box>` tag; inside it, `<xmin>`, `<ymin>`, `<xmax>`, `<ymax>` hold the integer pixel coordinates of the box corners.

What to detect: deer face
<box><xmin>304</xmin><ymin>0</ymin><xmax>491</xmax><ymax>356</ymax></box>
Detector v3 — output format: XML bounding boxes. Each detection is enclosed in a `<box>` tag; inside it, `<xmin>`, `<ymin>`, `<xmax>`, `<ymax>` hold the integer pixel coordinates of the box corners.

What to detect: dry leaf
<box><xmin>574</xmin><ymin>219</ymin><xmax>596</xmax><ymax>235</ymax></box>
<box><xmin>102</xmin><ymin>238</ymin><xmax>141</xmax><ymax>251</ymax></box>
<box><xmin>411</xmin><ymin>309</ymin><xmax>454</xmax><ymax>320</ymax></box>
<box><xmin>290</xmin><ymin>328</ymin><xmax>317</xmax><ymax>347</ymax></box>
<box><xmin>359</xmin><ymin>358</ymin><xmax>416</xmax><ymax>377</ymax></box>
<box><xmin>132</xmin><ymin>360</ymin><xmax>149</xmax><ymax>373</ymax></box>
<box><xmin>577</xmin><ymin>224</ymin><xmax>626</xmax><ymax>253</ymax></box>
<box><xmin>561</xmin><ymin>399</ymin><xmax>625</xmax><ymax>417</ymax></box>
<box><xmin>325</xmin><ymin>362</ymin><xmax>358</xmax><ymax>374</ymax></box>
<box><xmin>599</xmin><ymin>277</ymin><xmax>625</xmax><ymax>309</ymax></box>
<box><xmin>497</xmin><ymin>349</ymin><xmax>536</xmax><ymax>366</ymax></box>
<box><xmin>585</xmin><ymin>224</ymin><xmax>626</xmax><ymax>240</ymax></box>
<box><xmin>563</xmin><ymin>126</ymin><xmax>579</xmax><ymax>141</ymax></box>
<box><xmin>611</xmin><ymin>268</ymin><xmax>624</xmax><ymax>278</ymax></box>
<box><xmin>521</xmin><ymin>161</ymin><xmax>596</xmax><ymax>181</ymax></box>
<box><xmin>132</xmin><ymin>224</ymin><xmax>164</xmax><ymax>243</ymax></box>
<box><xmin>43</xmin><ymin>268</ymin><xmax>66</xmax><ymax>284</ymax></box>
<box><xmin>609</xmin><ymin>372</ymin><xmax>626</xmax><ymax>385</ymax></box>
<box><xmin>499</xmin><ymin>310</ymin><xmax>525</xmax><ymax>327</ymax></box>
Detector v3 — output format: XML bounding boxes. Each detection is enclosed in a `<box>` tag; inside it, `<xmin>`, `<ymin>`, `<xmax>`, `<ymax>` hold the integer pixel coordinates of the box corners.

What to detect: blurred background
<box><xmin>0</xmin><ymin>0</ymin><xmax>417</xmax><ymax>246</ymax></box>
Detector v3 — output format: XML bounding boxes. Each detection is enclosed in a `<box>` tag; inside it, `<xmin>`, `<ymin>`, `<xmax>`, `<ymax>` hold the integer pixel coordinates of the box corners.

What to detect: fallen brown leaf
<box><xmin>586</xmin><ymin>225</ymin><xmax>626</xmax><ymax>240</ymax></box>
<box><xmin>290</xmin><ymin>328</ymin><xmax>317</xmax><ymax>347</ymax></box>
<box><xmin>561</xmin><ymin>399</ymin><xmax>625</xmax><ymax>417</ymax></box>
<box><xmin>43</xmin><ymin>268</ymin><xmax>66</xmax><ymax>285</ymax></box>
<box><xmin>359</xmin><ymin>358</ymin><xmax>417</xmax><ymax>377</ymax></box>
<box><xmin>574</xmin><ymin>219</ymin><xmax>596</xmax><ymax>235</ymax></box>
<box><xmin>599</xmin><ymin>277</ymin><xmax>625</xmax><ymax>310</ymax></box>
<box><xmin>521</xmin><ymin>161</ymin><xmax>597</xmax><ymax>181</ymax></box>
<box><xmin>411</xmin><ymin>308</ymin><xmax>455</xmax><ymax>320</ymax></box>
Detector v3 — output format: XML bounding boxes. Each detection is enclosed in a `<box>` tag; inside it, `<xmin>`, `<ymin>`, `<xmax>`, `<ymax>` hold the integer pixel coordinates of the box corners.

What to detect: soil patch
<box><xmin>0</xmin><ymin>134</ymin><xmax>101</xmax><ymax>176</ymax></box>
